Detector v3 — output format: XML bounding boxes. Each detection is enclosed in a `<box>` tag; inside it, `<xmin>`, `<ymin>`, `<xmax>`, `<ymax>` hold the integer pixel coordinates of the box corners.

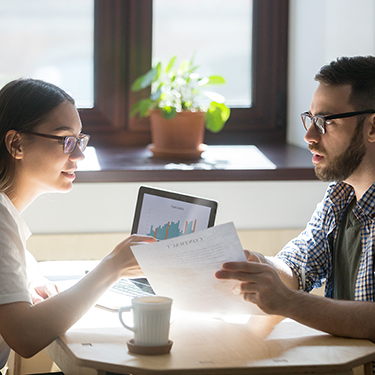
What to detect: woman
<box><xmin>0</xmin><ymin>78</ymin><xmax>155</xmax><ymax>370</ymax></box>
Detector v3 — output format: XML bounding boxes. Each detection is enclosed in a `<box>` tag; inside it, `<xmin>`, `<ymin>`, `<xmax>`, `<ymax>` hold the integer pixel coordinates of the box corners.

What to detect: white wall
<box><xmin>22</xmin><ymin>181</ymin><xmax>329</xmax><ymax>234</ymax></box>
<box><xmin>22</xmin><ymin>0</ymin><xmax>375</xmax><ymax>235</ymax></box>
<box><xmin>288</xmin><ymin>0</ymin><xmax>375</xmax><ymax>147</ymax></box>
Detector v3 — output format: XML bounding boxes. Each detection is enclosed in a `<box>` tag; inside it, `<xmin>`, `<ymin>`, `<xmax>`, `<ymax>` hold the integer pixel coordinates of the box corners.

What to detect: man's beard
<box><xmin>311</xmin><ymin>118</ymin><xmax>366</xmax><ymax>182</ymax></box>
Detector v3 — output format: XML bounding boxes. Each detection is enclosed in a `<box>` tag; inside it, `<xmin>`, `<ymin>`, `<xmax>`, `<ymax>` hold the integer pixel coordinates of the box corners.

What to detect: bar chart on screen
<box><xmin>147</xmin><ymin>219</ymin><xmax>197</xmax><ymax>240</ymax></box>
<box><xmin>136</xmin><ymin>193</ymin><xmax>212</xmax><ymax>241</ymax></box>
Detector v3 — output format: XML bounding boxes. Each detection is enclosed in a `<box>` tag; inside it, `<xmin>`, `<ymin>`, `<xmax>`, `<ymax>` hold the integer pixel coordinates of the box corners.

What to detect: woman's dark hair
<box><xmin>315</xmin><ymin>55</ymin><xmax>375</xmax><ymax>110</ymax></box>
<box><xmin>0</xmin><ymin>78</ymin><xmax>75</xmax><ymax>193</ymax></box>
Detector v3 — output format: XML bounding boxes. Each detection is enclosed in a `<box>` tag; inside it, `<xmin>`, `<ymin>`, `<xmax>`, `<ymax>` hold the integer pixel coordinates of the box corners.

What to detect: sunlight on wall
<box><xmin>77</xmin><ymin>146</ymin><xmax>100</xmax><ymax>171</ymax></box>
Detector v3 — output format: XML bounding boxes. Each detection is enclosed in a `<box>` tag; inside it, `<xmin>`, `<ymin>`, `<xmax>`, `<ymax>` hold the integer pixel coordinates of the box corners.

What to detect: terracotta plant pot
<box><xmin>148</xmin><ymin>109</ymin><xmax>206</xmax><ymax>159</ymax></box>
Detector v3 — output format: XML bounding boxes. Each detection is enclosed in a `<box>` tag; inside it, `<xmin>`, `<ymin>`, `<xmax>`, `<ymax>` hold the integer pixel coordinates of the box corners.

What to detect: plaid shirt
<box><xmin>276</xmin><ymin>181</ymin><xmax>375</xmax><ymax>301</ymax></box>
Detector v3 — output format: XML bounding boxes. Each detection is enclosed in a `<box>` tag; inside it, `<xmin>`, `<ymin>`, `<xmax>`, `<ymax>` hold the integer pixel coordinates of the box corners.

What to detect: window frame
<box><xmin>79</xmin><ymin>0</ymin><xmax>288</xmax><ymax>147</ymax></box>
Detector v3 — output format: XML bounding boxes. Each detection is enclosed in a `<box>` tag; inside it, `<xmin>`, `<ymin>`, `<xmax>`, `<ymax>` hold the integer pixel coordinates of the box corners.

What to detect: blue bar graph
<box><xmin>147</xmin><ymin>219</ymin><xmax>197</xmax><ymax>240</ymax></box>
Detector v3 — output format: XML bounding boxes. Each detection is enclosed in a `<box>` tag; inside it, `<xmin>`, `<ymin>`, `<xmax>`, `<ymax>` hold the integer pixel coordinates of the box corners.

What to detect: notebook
<box><xmin>96</xmin><ymin>186</ymin><xmax>218</xmax><ymax>310</ymax></box>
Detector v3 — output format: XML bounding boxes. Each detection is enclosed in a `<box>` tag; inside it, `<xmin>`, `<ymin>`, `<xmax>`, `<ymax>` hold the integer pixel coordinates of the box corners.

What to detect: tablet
<box><xmin>131</xmin><ymin>186</ymin><xmax>218</xmax><ymax>240</ymax></box>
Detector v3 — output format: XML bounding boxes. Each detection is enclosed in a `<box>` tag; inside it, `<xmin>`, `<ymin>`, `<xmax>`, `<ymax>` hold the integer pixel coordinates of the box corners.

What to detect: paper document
<box><xmin>131</xmin><ymin>222</ymin><xmax>264</xmax><ymax>316</ymax></box>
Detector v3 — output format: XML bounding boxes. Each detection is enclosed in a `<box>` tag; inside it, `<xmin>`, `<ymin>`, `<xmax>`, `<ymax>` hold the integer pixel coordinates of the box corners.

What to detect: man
<box><xmin>216</xmin><ymin>56</ymin><xmax>375</xmax><ymax>342</ymax></box>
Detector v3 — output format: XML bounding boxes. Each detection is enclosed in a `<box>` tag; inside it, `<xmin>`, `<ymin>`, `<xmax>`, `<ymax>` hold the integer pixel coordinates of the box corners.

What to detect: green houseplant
<box><xmin>130</xmin><ymin>56</ymin><xmax>230</xmax><ymax>159</ymax></box>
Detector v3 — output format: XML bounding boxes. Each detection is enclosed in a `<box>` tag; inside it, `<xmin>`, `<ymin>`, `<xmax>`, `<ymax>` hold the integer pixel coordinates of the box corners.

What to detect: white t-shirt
<box><xmin>0</xmin><ymin>193</ymin><xmax>32</xmax><ymax>368</ymax></box>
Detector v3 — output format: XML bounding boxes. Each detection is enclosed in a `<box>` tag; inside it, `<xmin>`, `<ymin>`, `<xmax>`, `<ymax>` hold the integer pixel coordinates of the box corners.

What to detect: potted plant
<box><xmin>130</xmin><ymin>55</ymin><xmax>230</xmax><ymax>159</ymax></box>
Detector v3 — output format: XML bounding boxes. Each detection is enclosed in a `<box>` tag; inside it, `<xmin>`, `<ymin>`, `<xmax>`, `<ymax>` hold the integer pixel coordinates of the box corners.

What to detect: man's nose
<box><xmin>304</xmin><ymin>123</ymin><xmax>321</xmax><ymax>144</ymax></box>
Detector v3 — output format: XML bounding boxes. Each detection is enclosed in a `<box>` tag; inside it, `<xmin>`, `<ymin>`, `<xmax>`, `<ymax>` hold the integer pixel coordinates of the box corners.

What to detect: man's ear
<box><xmin>367</xmin><ymin>114</ymin><xmax>375</xmax><ymax>143</ymax></box>
<box><xmin>5</xmin><ymin>130</ymin><xmax>23</xmax><ymax>159</ymax></box>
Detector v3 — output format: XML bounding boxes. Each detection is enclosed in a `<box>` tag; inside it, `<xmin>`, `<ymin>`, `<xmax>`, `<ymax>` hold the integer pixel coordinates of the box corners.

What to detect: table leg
<box><xmin>45</xmin><ymin>341</ymin><xmax>97</xmax><ymax>375</ymax></box>
<box><xmin>363</xmin><ymin>362</ymin><xmax>373</xmax><ymax>375</ymax></box>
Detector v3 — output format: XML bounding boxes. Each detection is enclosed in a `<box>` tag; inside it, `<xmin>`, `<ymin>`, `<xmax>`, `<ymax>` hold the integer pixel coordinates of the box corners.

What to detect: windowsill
<box><xmin>75</xmin><ymin>143</ymin><xmax>317</xmax><ymax>183</ymax></box>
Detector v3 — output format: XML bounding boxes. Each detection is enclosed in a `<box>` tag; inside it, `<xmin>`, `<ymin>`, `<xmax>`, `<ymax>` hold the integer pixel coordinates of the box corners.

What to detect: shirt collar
<box><xmin>356</xmin><ymin>183</ymin><xmax>375</xmax><ymax>219</ymax></box>
<box><xmin>328</xmin><ymin>181</ymin><xmax>375</xmax><ymax>219</ymax></box>
<box><xmin>328</xmin><ymin>182</ymin><xmax>354</xmax><ymax>207</ymax></box>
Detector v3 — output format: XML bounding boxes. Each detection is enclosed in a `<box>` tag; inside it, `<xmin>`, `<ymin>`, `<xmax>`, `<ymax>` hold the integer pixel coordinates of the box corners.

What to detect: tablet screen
<box><xmin>131</xmin><ymin>186</ymin><xmax>218</xmax><ymax>240</ymax></box>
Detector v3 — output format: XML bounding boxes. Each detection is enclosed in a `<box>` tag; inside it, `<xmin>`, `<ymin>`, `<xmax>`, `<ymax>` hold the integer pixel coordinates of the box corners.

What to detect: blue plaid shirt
<box><xmin>276</xmin><ymin>181</ymin><xmax>375</xmax><ymax>301</ymax></box>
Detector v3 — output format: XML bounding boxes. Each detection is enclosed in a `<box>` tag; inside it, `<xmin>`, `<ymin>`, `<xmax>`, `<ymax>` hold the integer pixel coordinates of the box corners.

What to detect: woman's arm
<box><xmin>0</xmin><ymin>234</ymin><xmax>156</xmax><ymax>358</ymax></box>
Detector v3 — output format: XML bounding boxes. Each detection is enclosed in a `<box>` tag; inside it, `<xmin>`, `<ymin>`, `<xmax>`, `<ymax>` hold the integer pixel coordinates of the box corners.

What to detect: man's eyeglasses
<box><xmin>19</xmin><ymin>130</ymin><xmax>90</xmax><ymax>154</ymax></box>
<box><xmin>301</xmin><ymin>110</ymin><xmax>375</xmax><ymax>135</ymax></box>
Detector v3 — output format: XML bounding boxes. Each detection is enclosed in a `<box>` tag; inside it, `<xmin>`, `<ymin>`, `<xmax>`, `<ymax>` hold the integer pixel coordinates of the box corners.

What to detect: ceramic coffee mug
<box><xmin>118</xmin><ymin>296</ymin><xmax>172</xmax><ymax>346</ymax></box>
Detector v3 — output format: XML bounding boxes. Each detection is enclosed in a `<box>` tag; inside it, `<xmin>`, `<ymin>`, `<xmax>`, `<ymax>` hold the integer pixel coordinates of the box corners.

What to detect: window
<box><xmin>152</xmin><ymin>0</ymin><xmax>253</xmax><ymax>109</ymax></box>
<box><xmin>1</xmin><ymin>0</ymin><xmax>287</xmax><ymax>147</ymax></box>
<box><xmin>0</xmin><ymin>0</ymin><xmax>94</xmax><ymax>108</ymax></box>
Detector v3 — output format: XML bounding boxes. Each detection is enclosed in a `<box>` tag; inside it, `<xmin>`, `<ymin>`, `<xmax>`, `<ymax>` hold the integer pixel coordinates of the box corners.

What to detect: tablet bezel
<box><xmin>131</xmin><ymin>186</ymin><xmax>218</xmax><ymax>235</ymax></box>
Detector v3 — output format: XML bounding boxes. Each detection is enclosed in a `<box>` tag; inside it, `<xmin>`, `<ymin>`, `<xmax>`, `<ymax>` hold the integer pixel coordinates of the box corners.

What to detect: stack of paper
<box><xmin>131</xmin><ymin>222</ymin><xmax>264</xmax><ymax>317</ymax></box>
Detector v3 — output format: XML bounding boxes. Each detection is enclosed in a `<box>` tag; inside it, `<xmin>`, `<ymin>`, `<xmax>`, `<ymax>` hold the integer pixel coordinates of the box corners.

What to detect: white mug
<box><xmin>118</xmin><ymin>296</ymin><xmax>172</xmax><ymax>346</ymax></box>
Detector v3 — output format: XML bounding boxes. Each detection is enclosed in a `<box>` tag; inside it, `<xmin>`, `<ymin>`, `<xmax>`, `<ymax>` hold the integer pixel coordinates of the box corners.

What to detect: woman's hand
<box><xmin>108</xmin><ymin>234</ymin><xmax>157</xmax><ymax>278</ymax></box>
<box><xmin>29</xmin><ymin>282</ymin><xmax>59</xmax><ymax>304</ymax></box>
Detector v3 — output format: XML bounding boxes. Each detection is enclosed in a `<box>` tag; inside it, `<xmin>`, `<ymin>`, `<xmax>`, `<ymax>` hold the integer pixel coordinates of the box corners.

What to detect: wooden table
<box><xmin>45</xmin><ymin>307</ymin><xmax>375</xmax><ymax>375</ymax></box>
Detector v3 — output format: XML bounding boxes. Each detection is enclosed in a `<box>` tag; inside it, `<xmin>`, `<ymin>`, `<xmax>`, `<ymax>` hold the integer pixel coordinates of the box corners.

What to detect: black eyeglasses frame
<box><xmin>301</xmin><ymin>110</ymin><xmax>375</xmax><ymax>134</ymax></box>
<box><xmin>18</xmin><ymin>130</ymin><xmax>90</xmax><ymax>154</ymax></box>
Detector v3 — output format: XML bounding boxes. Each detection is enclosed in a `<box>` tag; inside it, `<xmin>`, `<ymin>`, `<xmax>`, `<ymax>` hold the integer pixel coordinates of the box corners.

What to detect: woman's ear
<box><xmin>5</xmin><ymin>130</ymin><xmax>23</xmax><ymax>159</ymax></box>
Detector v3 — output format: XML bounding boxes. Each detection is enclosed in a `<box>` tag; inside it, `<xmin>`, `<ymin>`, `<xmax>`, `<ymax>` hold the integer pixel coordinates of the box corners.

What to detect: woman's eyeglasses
<box><xmin>19</xmin><ymin>130</ymin><xmax>90</xmax><ymax>154</ymax></box>
<box><xmin>301</xmin><ymin>110</ymin><xmax>375</xmax><ymax>134</ymax></box>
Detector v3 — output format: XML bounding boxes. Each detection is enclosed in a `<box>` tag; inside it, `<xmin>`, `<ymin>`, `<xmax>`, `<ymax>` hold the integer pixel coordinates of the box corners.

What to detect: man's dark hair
<box><xmin>315</xmin><ymin>56</ymin><xmax>375</xmax><ymax>110</ymax></box>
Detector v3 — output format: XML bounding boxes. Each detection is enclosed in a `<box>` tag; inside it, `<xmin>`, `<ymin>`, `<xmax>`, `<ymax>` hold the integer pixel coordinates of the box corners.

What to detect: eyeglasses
<box><xmin>301</xmin><ymin>110</ymin><xmax>375</xmax><ymax>134</ymax></box>
<box><xmin>19</xmin><ymin>130</ymin><xmax>90</xmax><ymax>154</ymax></box>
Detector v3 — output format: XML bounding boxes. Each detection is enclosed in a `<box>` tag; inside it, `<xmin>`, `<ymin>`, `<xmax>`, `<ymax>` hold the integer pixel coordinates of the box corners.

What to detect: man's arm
<box><xmin>215</xmin><ymin>254</ymin><xmax>375</xmax><ymax>343</ymax></box>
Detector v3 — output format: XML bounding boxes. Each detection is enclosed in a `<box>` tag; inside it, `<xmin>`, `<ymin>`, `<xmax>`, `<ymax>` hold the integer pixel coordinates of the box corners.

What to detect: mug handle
<box><xmin>118</xmin><ymin>306</ymin><xmax>136</xmax><ymax>332</ymax></box>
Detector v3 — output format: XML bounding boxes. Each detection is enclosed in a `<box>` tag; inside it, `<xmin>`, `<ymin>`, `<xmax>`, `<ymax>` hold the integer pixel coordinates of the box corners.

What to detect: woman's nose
<box><xmin>69</xmin><ymin>147</ymin><xmax>85</xmax><ymax>161</ymax></box>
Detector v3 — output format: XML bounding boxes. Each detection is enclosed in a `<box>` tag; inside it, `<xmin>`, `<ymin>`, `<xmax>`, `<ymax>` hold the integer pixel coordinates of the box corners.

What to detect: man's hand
<box><xmin>244</xmin><ymin>250</ymin><xmax>272</xmax><ymax>264</ymax></box>
<box><xmin>215</xmin><ymin>250</ymin><xmax>295</xmax><ymax>315</ymax></box>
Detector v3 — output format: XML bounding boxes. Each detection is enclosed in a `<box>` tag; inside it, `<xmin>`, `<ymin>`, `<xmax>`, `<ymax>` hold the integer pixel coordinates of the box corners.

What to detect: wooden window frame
<box><xmin>79</xmin><ymin>0</ymin><xmax>288</xmax><ymax>147</ymax></box>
